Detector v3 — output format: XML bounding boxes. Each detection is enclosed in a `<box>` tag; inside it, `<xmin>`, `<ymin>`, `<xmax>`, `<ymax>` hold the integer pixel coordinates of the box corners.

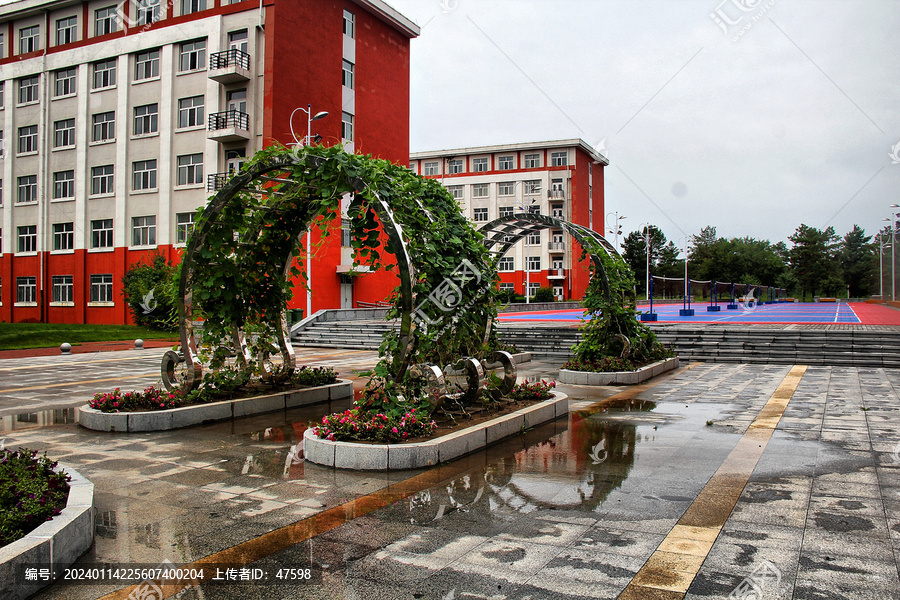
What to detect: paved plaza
<box><xmin>2</xmin><ymin>347</ymin><xmax>900</xmax><ymax>599</ymax></box>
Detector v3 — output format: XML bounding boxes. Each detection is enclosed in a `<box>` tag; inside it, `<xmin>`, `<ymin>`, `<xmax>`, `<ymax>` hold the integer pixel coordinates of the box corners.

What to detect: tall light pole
<box><xmin>290</xmin><ymin>105</ymin><xmax>329</xmax><ymax>317</ymax></box>
<box><xmin>606</xmin><ymin>212</ymin><xmax>625</xmax><ymax>249</ymax></box>
<box><xmin>890</xmin><ymin>204</ymin><xmax>900</xmax><ymax>301</ymax></box>
<box><xmin>638</xmin><ymin>223</ymin><xmax>652</xmax><ymax>301</ymax></box>
<box><xmin>877</xmin><ymin>231</ymin><xmax>891</xmax><ymax>299</ymax></box>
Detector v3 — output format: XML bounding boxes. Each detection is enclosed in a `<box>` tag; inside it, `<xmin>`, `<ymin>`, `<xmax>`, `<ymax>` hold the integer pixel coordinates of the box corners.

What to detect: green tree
<box><xmin>840</xmin><ymin>225</ymin><xmax>876</xmax><ymax>298</ymax></box>
<box><xmin>622</xmin><ymin>225</ymin><xmax>679</xmax><ymax>295</ymax></box>
<box><xmin>121</xmin><ymin>252</ymin><xmax>179</xmax><ymax>331</ymax></box>
<box><xmin>788</xmin><ymin>224</ymin><xmax>840</xmax><ymax>301</ymax></box>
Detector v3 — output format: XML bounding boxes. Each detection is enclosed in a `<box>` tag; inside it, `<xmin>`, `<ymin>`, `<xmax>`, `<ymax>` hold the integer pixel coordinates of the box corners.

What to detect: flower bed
<box><xmin>0</xmin><ymin>449</ymin><xmax>70</xmax><ymax>547</ymax></box>
<box><xmin>558</xmin><ymin>357</ymin><xmax>679</xmax><ymax>386</ymax></box>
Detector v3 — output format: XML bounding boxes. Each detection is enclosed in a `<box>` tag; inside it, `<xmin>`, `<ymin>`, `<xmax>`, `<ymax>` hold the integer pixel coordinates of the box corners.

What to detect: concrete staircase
<box><xmin>292</xmin><ymin>319</ymin><xmax>900</xmax><ymax>368</ymax></box>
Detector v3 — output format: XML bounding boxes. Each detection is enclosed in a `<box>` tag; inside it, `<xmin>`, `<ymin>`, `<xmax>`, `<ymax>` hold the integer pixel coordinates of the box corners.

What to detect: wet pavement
<box><xmin>1</xmin><ymin>349</ymin><xmax>899</xmax><ymax>599</ymax></box>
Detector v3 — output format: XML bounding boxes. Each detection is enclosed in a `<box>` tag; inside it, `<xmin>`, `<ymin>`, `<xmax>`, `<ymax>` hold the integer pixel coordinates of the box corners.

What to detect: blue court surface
<box><xmin>500</xmin><ymin>302</ymin><xmax>865</xmax><ymax>325</ymax></box>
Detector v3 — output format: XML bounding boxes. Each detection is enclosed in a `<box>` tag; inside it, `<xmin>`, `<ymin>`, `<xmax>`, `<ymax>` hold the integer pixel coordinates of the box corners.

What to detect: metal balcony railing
<box><xmin>548</xmin><ymin>241</ymin><xmax>566</xmax><ymax>251</ymax></box>
<box><xmin>548</xmin><ymin>189</ymin><xmax>565</xmax><ymax>199</ymax></box>
<box><xmin>208</xmin><ymin>109</ymin><xmax>249</xmax><ymax>131</ymax></box>
<box><xmin>209</xmin><ymin>48</ymin><xmax>250</xmax><ymax>70</ymax></box>
<box><xmin>207</xmin><ymin>173</ymin><xmax>228</xmax><ymax>192</ymax></box>
<box><xmin>548</xmin><ymin>268</ymin><xmax>565</xmax><ymax>277</ymax></box>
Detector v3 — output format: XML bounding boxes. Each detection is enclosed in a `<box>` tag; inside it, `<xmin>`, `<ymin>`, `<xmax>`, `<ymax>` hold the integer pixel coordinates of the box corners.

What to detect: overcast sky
<box><xmin>387</xmin><ymin>0</ymin><xmax>900</xmax><ymax>250</ymax></box>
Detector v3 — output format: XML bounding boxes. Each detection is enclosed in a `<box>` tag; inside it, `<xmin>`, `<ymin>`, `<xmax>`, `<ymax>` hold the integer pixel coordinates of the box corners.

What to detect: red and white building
<box><xmin>410</xmin><ymin>140</ymin><xmax>607</xmax><ymax>301</ymax></box>
<box><xmin>0</xmin><ymin>0</ymin><xmax>417</xmax><ymax>324</ymax></box>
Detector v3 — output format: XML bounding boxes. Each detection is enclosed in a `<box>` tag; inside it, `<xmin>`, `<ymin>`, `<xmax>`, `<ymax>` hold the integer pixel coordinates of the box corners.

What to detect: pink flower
<box><xmin>392</xmin><ymin>427</ymin><xmax>398</xmax><ymax>433</ymax></box>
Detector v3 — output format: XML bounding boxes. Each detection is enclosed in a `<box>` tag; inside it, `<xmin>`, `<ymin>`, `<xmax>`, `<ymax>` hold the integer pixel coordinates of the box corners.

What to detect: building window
<box><xmin>0</xmin><ymin>82</ymin><xmax>4</xmax><ymax>106</ymax></box>
<box><xmin>498</xmin><ymin>182</ymin><xmax>515</xmax><ymax>196</ymax></box>
<box><xmin>18</xmin><ymin>76</ymin><xmax>39</xmax><ymax>105</ymax></box>
<box><xmin>132</xmin><ymin>216</ymin><xmax>156</xmax><ymax>246</ymax></box>
<box><xmin>499</xmin><ymin>282</ymin><xmax>514</xmax><ymax>292</ymax></box>
<box><xmin>524</xmin><ymin>153</ymin><xmax>541</xmax><ymax>168</ymax></box>
<box><xmin>447</xmin><ymin>185</ymin><xmax>463</xmax><ymax>200</ymax></box>
<box><xmin>343</xmin><ymin>10</ymin><xmax>355</xmax><ymax>38</ymax></box>
<box><xmin>92</xmin><ymin>111</ymin><xmax>115</xmax><ymax>142</ymax></box>
<box><xmin>423</xmin><ymin>161</ymin><xmax>439</xmax><ymax>176</ymax></box>
<box><xmin>54</xmin><ymin>68</ymin><xmax>76</xmax><ymax>97</ymax></box>
<box><xmin>17</xmin><ymin>225</ymin><xmax>37</xmax><ymax>252</ymax></box>
<box><xmin>0</xmin><ymin>33</ymin><xmax>4</xmax><ymax>58</ymax></box>
<box><xmin>228</xmin><ymin>29</ymin><xmax>248</xmax><ymax>53</ymax></box>
<box><xmin>181</xmin><ymin>0</ymin><xmax>206</xmax><ymax>15</ymax></box>
<box><xmin>179</xmin><ymin>39</ymin><xmax>206</xmax><ymax>71</ymax></box>
<box><xmin>527</xmin><ymin>256</ymin><xmax>542</xmax><ymax>271</ymax></box>
<box><xmin>90</xmin><ymin>274</ymin><xmax>114</xmax><ymax>302</ymax></box>
<box><xmin>91</xmin><ymin>219</ymin><xmax>113</xmax><ymax>248</ymax></box>
<box><xmin>93</xmin><ymin>59</ymin><xmax>116</xmax><ymax>89</ymax></box>
<box><xmin>133</xmin><ymin>103</ymin><xmax>158</xmax><ymax>135</ymax></box>
<box><xmin>527</xmin><ymin>231</ymin><xmax>541</xmax><ymax>246</ymax></box>
<box><xmin>18</xmin><ymin>125</ymin><xmax>38</xmax><ymax>154</ymax></box>
<box><xmin>447</xmin><ymin>159</ymin><xmax>463</xmax><ymax>174</ymax></box>
<box><xmin>524</xmin><ymin>179</ymin><xmax>541</xmax><ymax>195</ymax></box>
<box><xmin>17</xmin><ymin>176</ymin><xmax>37</xmax><ymax>204</ymax></box>
<box><xmin>54</xmin><ymin>119</ymin><xmax>75</xmax><ymax>148</ymax></box>
<box><xmin>550</xmin><ymin>151</ymin><xmax>567</xmax><ymax>166</ymax></box>
<box><xmin>91</xmin><ymin>165</ymin><xmax>114</xmax><ymax>195</ymax></box>
<box><xmin>52</xmin><ymin>222</ymin><xmax>74</xmax><ymax>251</ymax></box>
<box><xmin>95</xmin><ymin>6</ymin><xmax>118</xmax><ymax>36</ymax></box>
<box><xmin>473</xmin><ymin>207</ymin><xmax>488</xmax><ymax>222</ymax></box>
<box><xmin>134</xmin><ymin>49</ymin><xmax>160</xmax><ymax>80</ymax></box>
<box><xmin>176</xmin><ymin>212</ymin><xmax>197</xmax><ymax>244</ymax></box>
<box><xmin>342</xmin><ymin>60</ymin><xmax>354</xmax><ymax>89</ymax></box>
<box><xmin>19</xmin><ymin>25</ymin><xmax>39</xmax><ymax>54</ymax></box>
<box><xmin>53</xmin><ymin>171</ymin><xmax>75</xmax><ymax>199</ymax></box>
<box><xmin>176</xmin><ymin>154</ymin><xmax>203</xmax><ymax>185</ymax></box>
<box><xmin>136</xmin><ymin>0</ymin><xmax>160</xmax><ymax>25</ymax></box>
<box><xmin>132</xmin><ymin>160</ymin><xmax>157</xmax><ymax>190</ymax></box>
<box><xmin>498</xmin><ymin>257</ymin><xmax>514</xmax><ymax>272</ymax></box>
<box><xmin>472</xmin><ymin>183</ymin><xmax>489</xmax><ymax>198</ymax></box>
<box><xmin>472</xmin><ymin>157</ymin><xmax>488</xmax><ymax>172</ymax></box>
<box><xmin>0</xmin><ymin>131</ymin><xmax>3</xmax><ymax>157</ymax></box>
<box><xmin>497</xmin><ymin>155</ymin><xmax>514</xmax><ymax>170</ymax></box>
<box><xmin>16</xmin><ymin>276</ymin><xmax>36</xmax><ymax>303</ymax></box>
<box><xmin>178</xmin><ymin>96</ymin><xmax>204</xmax><ymax>128</ymax></box>
<box><xmin>52</xmin><ymin>275</ymin><xmax>74</xmax><ymax>303</ymax></box>
<box><xmin>551</xmin><ymin>205</ymin><xmax>564</xmax><ymax>218</ymax></box>
<box><xmin>528</xmin><ymin>282</ymin><xmax>540</xmax><ymax>296</ymax></box>
<box><xmin>498</xmin><ymin>206</ymin><xmax>514</xmax><ymax>217</ymax></box>
<box><xmin>341</xmin><ymin>112</ymin><xmax>353</xmax><ymax>141</ymax></box>
<box><xmin>56</xmin><ymin>17</ymin><xmax>78</xmax><ymax>46</ymax></box>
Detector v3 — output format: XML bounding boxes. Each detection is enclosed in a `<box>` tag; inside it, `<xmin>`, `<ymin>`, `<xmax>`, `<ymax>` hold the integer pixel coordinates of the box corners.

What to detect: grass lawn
<box><xmin>0</xmin><ymin>323</ymin><xmax>176</xmax><ymax>350</ymax></box>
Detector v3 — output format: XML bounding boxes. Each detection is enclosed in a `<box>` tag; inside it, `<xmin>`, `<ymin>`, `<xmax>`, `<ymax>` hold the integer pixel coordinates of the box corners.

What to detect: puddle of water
<box><xmin>0</xmin><ymin>408</ymin><xmax>77</xmax><ymax>433</ymax></box>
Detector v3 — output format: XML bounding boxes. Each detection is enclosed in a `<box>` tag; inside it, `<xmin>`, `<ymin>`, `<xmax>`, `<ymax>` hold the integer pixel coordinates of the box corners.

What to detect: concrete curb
<box><xmin>0</xmin><ymin>465</ymin><xmax>94</xmax><ymax>600</ymax></box>
<box><xmin>77</xmin><ymin>380</ymin><xmax>353</xmax><ymax>432</ymax></box>
<box><xmin>304</xmin><ymin>392</ymin><xmax>568</xmax><ymax>471</ymax></box>
<box><xmin>558</xmin><ymin>357</ymin><xmax>679</xmax><ymax>386</ymax></box>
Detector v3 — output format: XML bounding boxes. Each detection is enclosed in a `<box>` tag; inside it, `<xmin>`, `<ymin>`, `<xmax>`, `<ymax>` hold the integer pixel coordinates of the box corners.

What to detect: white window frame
<box><xmin>54</xmin><ymin>119</ymin><xmax>75</xmax><ymax>148</ymax></box>
<box><xmin>52</xmin><ymin>222</ymin><xmax>74</xmax><ymax>251</ymax></box>
<box><xmin>527</xmin><ymin>256</ymin><xmax>541</xmax><ymax>272</ymax></box>
<box><xmin>524</xmin><ymin>179</ymin><xmax>541</xmax><ymax>195</ymax></box>
<box><xmin>53</xmin><ymin>170</ymin><xmax>75</xmax><ymax>200</ymax></box>
<box><xmin>498</xmin><ymin>257</ymin><xmax>514</xmax><ymax>272</ymax></box>
<box><xmin>497</xmin><ymin>155</ymin><xmax>514</xmax><ymax>170</ymax></box>
<box><xmin>343</xmin><ymin>9</ymin><xmax>355</xmax><ymax>38</ymax></box>
<box><xmin>17</xmin><ymin>225</ymin><xmax>37</xmax><ymax>252</ymax></box>
<box><xmin>550</xmin><ymin>151</ymin><xmax>567</xmax><ymax>166</ymax></box>
<box><xmin>473</xmin><ymin>207</ymin><xmax>488</xmax><ymax>222</ymax></box>
<box><xmin>134</xmin><ymin>49</ymin><xmax>160</xmax><ymax>81</ymax></box>
<box><xmin>132</xmin><ymin>215</ymin><xmax>157</xmax><ymax>247</ymax></box>
<box><xmin>472</xmin><ymin>157</ymin><xmax>488</xmax><ymax>172</ymax></box>
<box><xmin>342</xmin><ymin>60</ymin><xmax>354</xmax><ymax>89</ymax></box>
<box><xmin>523</xmin><ymin>153</ymin><xmax>541</xmax><ymax>168</ymax></box>
<box><xmin>132</xmin><ymin>159</ymin><xmax>157</xmax><ymax>191</ymax></box>
<box><xmin>176</xmin><ymin>212</ymin><xmax>197</xmax><ymax>244</ymax></box>
<box><xmin>177</xmin><ymin>96</ymin><xmax>204</xmax><ymax>128</ymax></box>
<box><xmin>423</xmin><ymin>161</ymin><xmax>439</xmax><ymax>176</ymax></box>
<box><xmin>92</xmin><ymin>111</ymin><xmax>115</xmax><ymax>142</ymax></box>
<box><xmin>447</xmin><ymin>185</ymin><xmax>463</xmax><ymax>200</ymax></box>
<box><xmin>17</xmin><ymin>175</ymin><xmax>37</xmax><ymax>204</ymax></box>
<box><xmin>181</xmin><ymin>0</ymin><xmax>207</xmax><ymax>15</ymax></box>
<box><xmin>498</xmin><ymin>206</ymin><xmax>514</xmax><ymax>218</ymax></box>
<box><xmin>179</xmin><ymin>39</ymin><xmax>206</xmax><ymax>72</ymax></box>
<box><xmin>90</xmin><ymin>274</ymin><xmax>114</xmax><ymax>303</ymax></box>
<box><xmin>447</xmin><ymin>159</ymin><xmax>463</xmax><ymax>174</ymax></box>
<box><xmin>133</xmin><ymin>103</ymin><xmax>158</xmax><ymax>135</ymax></box>
<box><xmin>472</xmin><ymin>183</ymin><xmax>489</xmax><ymax>198</ymax></box>
<box><xmin>341</xmin><ymin>111</ymin><xmax>353</xmax><ymax>141</ymax></box>
<box><xmin>498</xmin><ymin>182</ymin><xmax>515</xmax><ymax>196</ymax></box>
<box><xmin>93</xmin><ymin>59</ymin><xmax>116</xmax><ymax>89</ymax></box>
<box><xmin>54</xmin><ymin>67</ymin><xmax>76</xmax><ymax>97</ymax></box>
<box><xmin>18</xmin><ymin>125</ymin><xmax>38</xmax><ymax>154</ymax></box>
<box><xmin>19</xmin><ymin>25</ymin><xmax>39</xmax><ymax>54</ymax></box>
<box><xmin>91</xmin><ymin>219</ymin><xmax>114</xmax><ymax>249</ymax></box>
<box><xmin>136</xmin><ymin>0</ymin><xmax>160</xmax><ymax>25</ymax></box>
<box><xmin>51</xmin><ymin>275</ymin><xmax>74</xmax><ymax>303</ymax></box>
<box><xmin>16</xmin><ymin>276</ymin><xmax>37</xmax><ymax>304</ymax></box>
<box><xmin>56</xmin><ymin>16</ymin><xmax>77</xmax><ymax>45</ymax></box>
<box><xmin>95</xmin><ymin>6</ymin><xmax>118</xmax><ymax>36</ymax></box>
<box><xmin>176</xmin><ymin>154</ymin><xmax>203</xmax><ymax>186</ymax></box>
<box><xmin>18</xmin><ymin>76</ymin><xmax>39</xmax><ymax>105</ymax></box>
<box><xmin>91</xmin><ymin>165</ymin><xmax>114</xmax><ymax>195</ymax></box>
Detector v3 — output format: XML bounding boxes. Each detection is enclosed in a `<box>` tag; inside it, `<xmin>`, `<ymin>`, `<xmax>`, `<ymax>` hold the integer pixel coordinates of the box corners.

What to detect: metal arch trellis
<box><xmin>477</xmin><ymin>212</ymin><xmax>622</xmax><ymax>298</ymax></box>
<box><xmin>160</xmin><ymin>149</ymin><xmax>458</xmax><ymax>392</ymax></box>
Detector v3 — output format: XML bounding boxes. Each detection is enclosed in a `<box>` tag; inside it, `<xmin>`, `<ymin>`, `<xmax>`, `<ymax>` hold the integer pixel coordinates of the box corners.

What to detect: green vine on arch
<box><xmin>180</xmin><ymin>144</ymin><xmax>501</xmax><ymax>403</ymax></box>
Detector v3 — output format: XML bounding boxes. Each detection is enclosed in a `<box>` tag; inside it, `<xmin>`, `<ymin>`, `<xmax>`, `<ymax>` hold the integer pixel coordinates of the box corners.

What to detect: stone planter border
<box><xmin>0</xmin><ymin>465</ymin><xmax>94</xmax><ymax>600</ymax></box>
<box><xmin>77</xmin><ymin>380</ymin><xmax>353</xmax><ymax>432</ymax></box>
<box><xmin>558</xmin><ymin>357</ymin><xmax>680</xmax><ymax>386</ymax></box>
<box><xmin>304</xmin><ymin>392</ymin><xmax>568</xmax><ymax>471</ymax></box>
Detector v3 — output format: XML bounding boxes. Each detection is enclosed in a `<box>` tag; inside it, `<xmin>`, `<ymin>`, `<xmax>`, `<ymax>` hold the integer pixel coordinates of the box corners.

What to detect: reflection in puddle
<box><xmin>398</xmin><ymin>397</ymin><xmax>659</xmax><ymax>521</ymax></box>
<box><xmin>0</xmin><ymin>408</ymin><xmax>77</xmax><ymax>432</ymax></box>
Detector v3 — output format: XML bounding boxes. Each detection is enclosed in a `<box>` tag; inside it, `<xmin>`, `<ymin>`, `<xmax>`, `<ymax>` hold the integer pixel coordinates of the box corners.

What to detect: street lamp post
<box><xmin>290</xmin><ymin>105</ymin><xmax>329</xmax><ymax>318</ymax></box>
<box><xmin>877</xmin><ymin>231</ymin><xmax>892</xmax><ymax>299</ymax></box>
<box><xmin>606</xmin><ymin>212</ymin><xmax>626</xmax><ymax>249</ymax></box>
<box><xmin>891</xmin><ymin>204</ymin><xmax>900</xmax><ymax>301</ymax></box>
<box><xmin>638</xmin><ymin>223</ymin><xmax>651</xmax><ymax>301</ymax></box>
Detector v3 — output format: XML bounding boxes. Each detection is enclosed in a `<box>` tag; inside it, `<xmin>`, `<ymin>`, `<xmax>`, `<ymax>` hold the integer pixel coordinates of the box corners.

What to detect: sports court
<box><xmin>499</xmin><ymin>301</ymin><xmax>900</xmax><ymax>325</ymax></box>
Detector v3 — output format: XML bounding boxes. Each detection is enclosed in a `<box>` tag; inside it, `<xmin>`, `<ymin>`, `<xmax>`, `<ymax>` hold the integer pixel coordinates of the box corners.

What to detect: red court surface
<box><xmin>499</xmin><ymin>302</ymin><xmax>900</xmax><ymax>326</ymax></box>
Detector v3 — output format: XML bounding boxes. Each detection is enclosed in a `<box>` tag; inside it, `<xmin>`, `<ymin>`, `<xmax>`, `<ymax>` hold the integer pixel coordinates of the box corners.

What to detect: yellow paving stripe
<box><xmin>0</xmin><ymin>374</ymin><xmax>155</xmax><ymax>394</ymax></box>
<box><xmin>618</xmin><ymin>364</ymin><xmax>807</xmax><ymax>600</ymax></box>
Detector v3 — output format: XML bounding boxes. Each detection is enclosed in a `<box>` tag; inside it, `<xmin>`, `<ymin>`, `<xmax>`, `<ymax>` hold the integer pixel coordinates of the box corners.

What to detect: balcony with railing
<box><xmin>207</xmin><ymin>173</ymin><xmax>228</xmax><ymax>192</ymax></box>
<box><xmin>208</xmin><ymin>110</ymin><xmax>250</xmax><ymax>142</ymax></box>
<box><xmin>548</xmin><ymin>189</ymin><xmax>566</xmax><ymax>199</ymax></box>
<box><xmin>208</xmin><ymin>48</ymin><xmax>251</xmax><ymax>83</ymax></box>
<box><xmin>548</xmin><ymin>241</ymin><xmax>566</xmax><ymax>252</ymax></box>
<box><xmin>547</xmin><ymin>268</ymin><xmax>566</xmax><ymax>280</ymax></box>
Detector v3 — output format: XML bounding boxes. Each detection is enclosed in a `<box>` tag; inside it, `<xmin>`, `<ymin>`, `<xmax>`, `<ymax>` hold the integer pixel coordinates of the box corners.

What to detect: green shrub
<box><xmin>0</xmin><ymin>448</ymin><xmax>70</xmax><ymax>547</ymax></box>
<box><xmin>531</xmin><ymin>286</ymin><xmax>556</xmax><ymax>303</ymax></box>
<box><xmin>121</xmin><ymin>253</ymin><xmax>179</xmax><ymax>331</ymax></box>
